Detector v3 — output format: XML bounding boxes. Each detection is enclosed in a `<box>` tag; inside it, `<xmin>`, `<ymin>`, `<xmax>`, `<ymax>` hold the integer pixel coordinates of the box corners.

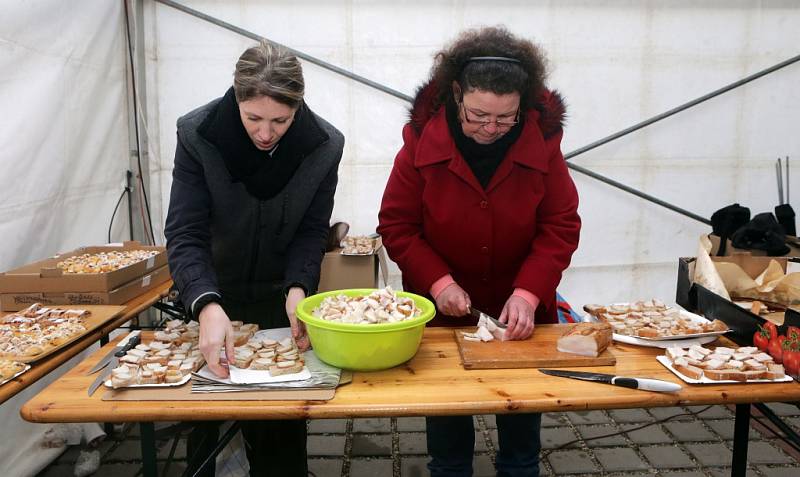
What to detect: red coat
<box><xmin>377</xmin><ymin>87</ymin><xmax>580</xmax><ymax>326</ymax></box>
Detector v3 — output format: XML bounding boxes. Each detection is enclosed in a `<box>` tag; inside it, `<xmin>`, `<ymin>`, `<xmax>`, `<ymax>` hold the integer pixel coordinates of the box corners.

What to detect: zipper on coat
<box><xmin>275</xmin><ymin>193</ymin><xmax>289</xmax><ymax>236</ymax></box>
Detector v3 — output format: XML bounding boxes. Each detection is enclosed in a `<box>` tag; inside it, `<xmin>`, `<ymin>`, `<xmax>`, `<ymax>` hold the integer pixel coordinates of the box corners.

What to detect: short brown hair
<box><xmin>233</xmin><ymin>40</ymin><xmax>304</xmax><ymax>108</ymax></box>
<box><xmin>428</xmin><ymin>26</ymin><xmax>547</xmax><ymax>110</ymax></box>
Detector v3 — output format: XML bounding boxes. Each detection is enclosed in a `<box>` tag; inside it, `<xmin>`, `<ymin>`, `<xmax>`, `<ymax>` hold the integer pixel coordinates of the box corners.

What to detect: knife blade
<box><xmin>87</xmin><ymin>332</ymin><xmax>142</xmax><ymax>396</ymax></box>
<box><xmin>468</xmin><ymin>307</ymin><xmax>507</xmax><ymax>329</ymax></box>
<box><xmin>86</xmin><ymin>331</ymin><xmax>141</xmax><ymax>375</ymax></box>
<box><xmin>539</xmin><ymin>369</ymin><xmax>682</xmax><ymax>393</ymax></box>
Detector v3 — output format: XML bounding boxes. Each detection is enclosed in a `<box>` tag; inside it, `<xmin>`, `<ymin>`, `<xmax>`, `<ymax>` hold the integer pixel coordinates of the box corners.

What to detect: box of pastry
<box><xmin>318</xmin><ymin>235</ymin><xmax>389</xmax><ymax>292</ymax></box>
<box><xmin>0</xmin><ymin>241</ymin><xmax>167</xmax><ymax>294</ymax></box>
<box><xmin>0</xmin><ymin>264</ymin><xmax>170</xmax><ymax>311</ymax></box>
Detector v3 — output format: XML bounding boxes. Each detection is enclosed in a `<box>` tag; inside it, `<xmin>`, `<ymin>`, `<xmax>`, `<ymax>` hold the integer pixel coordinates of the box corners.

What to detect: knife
<box><xmin>86</xmin><ymin>330</ymin><xmax>142</xmax><ymax>375</ymax></box>
<box><xmin>87</xmin><ymin>332</ymin><xmax>142</xmax><ymax>396</ymax></box>
<box><xmin>539</xmin><ymin>369</ymin><xmax>682</xmax><ymax>393</ymax></box>
<box><xmin>468</xmin><ymin>307</ymin><xmax>507</xmax><ymax>329</ymax></box>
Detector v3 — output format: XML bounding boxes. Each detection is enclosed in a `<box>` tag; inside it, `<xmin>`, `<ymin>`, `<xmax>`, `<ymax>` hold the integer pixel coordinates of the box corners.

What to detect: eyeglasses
<box><xmin>460</xmin><ymin>102</ymin><xmax>520</xmax><ymax>129</ymax></box>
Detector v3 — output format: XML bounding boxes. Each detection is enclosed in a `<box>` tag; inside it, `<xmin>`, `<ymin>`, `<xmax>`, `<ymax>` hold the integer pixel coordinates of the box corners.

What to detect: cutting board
<box><xmin>454</xmin><ymin>323</ymin><xmax>616</xmax><ymax>369</ymax></box>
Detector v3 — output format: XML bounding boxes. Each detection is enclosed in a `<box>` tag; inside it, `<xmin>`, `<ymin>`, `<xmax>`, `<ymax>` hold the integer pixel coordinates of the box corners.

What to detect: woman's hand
<box><xmin>286</xmin><ymin>287</ymin><xmax>309</xmax><ymax>351</ymax></box>
<box><xmin>435</xmin><ymin>282</ymin><xmax>471</xmax><ymax>317</ymax></box>
<box><xmin>499</xmin><ymin>295</ymin><xmax>536</xmax><ymax>340</ymax></box>
<box><xmin>198</xmin><ymin>302</ymin><xmax>234</xmax><ymax>378</ymax></box>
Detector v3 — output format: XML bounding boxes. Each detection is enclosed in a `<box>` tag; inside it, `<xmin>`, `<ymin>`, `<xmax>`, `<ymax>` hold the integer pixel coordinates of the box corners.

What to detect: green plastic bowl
<box><xmin>296</xmin><ymin>289</ymin><xmax>435</xmax><ymax>371</ymax></box>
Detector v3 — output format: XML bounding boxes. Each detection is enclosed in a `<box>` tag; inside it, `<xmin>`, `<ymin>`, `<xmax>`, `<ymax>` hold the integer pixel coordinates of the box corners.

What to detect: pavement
<box><xmin>37</xmin><ymin>402</ymin><xmax>800</xmax><ymax>477</ymax></box>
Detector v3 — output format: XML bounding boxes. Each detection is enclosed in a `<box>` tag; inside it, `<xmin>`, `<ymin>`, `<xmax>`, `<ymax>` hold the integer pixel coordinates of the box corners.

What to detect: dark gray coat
<box><xmin>164</xmin><ymin>97</ymin><xmax>344</xmax><ymax>314</ymax></box>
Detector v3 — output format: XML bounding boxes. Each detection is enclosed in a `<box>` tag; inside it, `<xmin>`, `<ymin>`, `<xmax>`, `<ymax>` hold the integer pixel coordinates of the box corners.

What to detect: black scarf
<box><xmin>198</xmin><ymin>87</ymin><xmax>329</xmax><ymax>200</ymax></box>
<box><xmin>446</xmin><ymin>100</ymin><xmax>524</xmax><ymax>189</ymax></box>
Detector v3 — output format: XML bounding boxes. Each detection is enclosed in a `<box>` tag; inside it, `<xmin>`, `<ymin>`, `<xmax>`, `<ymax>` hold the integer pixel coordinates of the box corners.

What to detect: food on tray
<box><xmin>341</xmin><ymin>235</ymin><xmax>378</xmax><ymax>254</ymax></box>
<box><xmin>312</xmin><ymin>286</ymin><xmax>421</xmax><ymax>324</ymax></box>
<box><xmin>663</xmin><ymin>344</ymin><xmax>785</xmax><ymax>382</ymax></box>
<box><xmin>583</xmin><ymin>300</ymin><xmax>728</xmax><ymax>338</ymax></box>
<box><xmin>734</xmin><ymin>299</ymin><xmax>785</xmax><ymax>316</ymax></box>
<box><xmin>231</xmin><ymin>336</ymin><xmax>305</xmax><ymax>377</ymax></box>
<box><xmin>56</xmin><ymin>249</ymin><xmax>160</xmax><ymax>274</ymax></box>
<box><xmin>557</xmin><ymin>322</ymin><xmax>612</xmax><ymax>357</ymax></box>
<box><xmin>0</xmin><ymin>359</ymin><xmax>27</xmax><ymax>381</ymax></box>
<box><xmin>0</xmin><ymin>303</ymin><xmax>89</xmax><ymax>360</ymax></box>
<box><xmin>108</xmin><ymin>320</ymin><xmax>205</xmax><ymax>388</ymax></box>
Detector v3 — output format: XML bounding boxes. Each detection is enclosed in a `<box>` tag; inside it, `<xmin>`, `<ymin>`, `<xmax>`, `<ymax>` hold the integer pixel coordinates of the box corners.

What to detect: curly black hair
<box><xmin>428</xmin><ymin>26</ymin><xmax>548</xmax><ymax>111</ymax></box>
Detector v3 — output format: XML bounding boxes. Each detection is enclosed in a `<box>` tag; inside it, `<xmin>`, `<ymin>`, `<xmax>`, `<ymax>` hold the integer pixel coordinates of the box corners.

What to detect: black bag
<box><xmin>731</xmin><ymin>212</ymin><xmax>790</xmax><ymax>256</ymax></box>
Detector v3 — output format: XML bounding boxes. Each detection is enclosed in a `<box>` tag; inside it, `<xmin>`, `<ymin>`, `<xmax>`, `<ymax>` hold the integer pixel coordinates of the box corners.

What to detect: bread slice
<box><xmin>110</xmin><ymin>371</ymin><xmax>136</xmax><ymax>389</ymax></box>
<box><xmin>165</xmin><ymin>369</ymin><xmax>184</xmax><ymax>383</ymax></box>
<box><xmin>666</xmin><ymin>347</ymin><xmax>687</xmax><ymax>361</ymax></box>
<box><xmin>673</xmin><ymin>362</ymin><xmax>703</xmax><ymax>380</ymax></box>
<box><xmin>635</xmin><ymin>327</ymin><xmax>660</xmax><ymax>338</ymax></box>
<box><xmin>139</xmin><ymin>370</ymin><xmax>159</xmax><ymax>385</ymax></box>
<box><xmin>742</xmin><ymin>370</ymin><xmax>767</xmax><ymax>381</ymax></box>
<box><xmin>704</xmin><ymin>369</ymin><xmax>747</xmax><ymax>382</ymax></box>
<box><xmin>233</xmin><ymin>331</ymin><xmax>252</xmax><ymax>347</ymax></box>
<box><xmin>269</xmin><ymin>360</ymin><xmax>303</xmax><ymax>376</ymax></box>
<box><xmin>249</xmin><ymin>358</ymin><xmax>274</xmax><ymax>370</ymax></box>
<box><xmin>764</xmin><ymin>363</ymin><xmax>785</xmax><ymax>380</ymax></box>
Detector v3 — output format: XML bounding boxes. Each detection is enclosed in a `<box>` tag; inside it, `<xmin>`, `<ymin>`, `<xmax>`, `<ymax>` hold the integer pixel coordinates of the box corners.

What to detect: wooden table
<box><xmin>0</xmin><ymin>280</ymin><xmax>172</xmax><ymax>404</ymax></box>
<box><xmin>21</xmin><ymin>325</ymin><xmax>800</xmax><ymax>477</ymax></box>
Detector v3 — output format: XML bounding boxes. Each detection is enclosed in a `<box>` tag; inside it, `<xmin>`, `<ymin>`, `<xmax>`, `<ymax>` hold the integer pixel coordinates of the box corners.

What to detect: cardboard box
<box><xmin>676</xmin><ymin>256</ymin><xmax>800</xmax><ymax>346</ymax></box>
<box><xmin>1</xmin><ymin>264</ymin><xmax>171</xmax><ymax>311</ymax></box>
<box><xmin>0</xmin><ymin>241</ymin><xmax>167</xmax><ymax>293</ymax></box>
<box><xmin>317</xmin><ymin>244</ymin><xmax>389</xmax><ymax>293</ymax></box>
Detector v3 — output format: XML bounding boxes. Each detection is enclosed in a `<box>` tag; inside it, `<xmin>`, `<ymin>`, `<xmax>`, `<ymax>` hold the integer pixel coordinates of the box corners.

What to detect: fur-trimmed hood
<box><xmin>407</xmin><ymin>80</ymin><xmax>566</xmax><ymax>140</ymax></box>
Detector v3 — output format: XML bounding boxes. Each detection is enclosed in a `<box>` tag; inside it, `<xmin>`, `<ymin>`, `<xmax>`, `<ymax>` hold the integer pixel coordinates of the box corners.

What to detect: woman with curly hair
<box><xmin>378</xmin><ymin>27</ymin><xmax>580</xmax><ymax>476</ymax></box>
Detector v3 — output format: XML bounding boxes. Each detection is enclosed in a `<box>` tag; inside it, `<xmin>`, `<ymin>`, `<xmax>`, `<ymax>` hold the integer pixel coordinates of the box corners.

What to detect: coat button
<box><xmin>481</xmin><ymin>246</ymin><xmax>489</xmax><ymax>254</ymax></box>
<box><xmin>480</xmin><ymin>200</ymin><xmax>488</xmax><ymax>209</ymax></box>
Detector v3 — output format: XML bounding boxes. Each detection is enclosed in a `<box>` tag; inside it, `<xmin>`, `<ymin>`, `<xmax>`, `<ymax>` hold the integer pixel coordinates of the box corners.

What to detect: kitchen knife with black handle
<box><xmin>87</xmin><ymin>332</ymin><xmax>142</xmax><ymax>396</ymax></box>
<box><xmin>539</xmin><ymin>369</ymin><xmax>682</xmax><ymax>393</ymax></box>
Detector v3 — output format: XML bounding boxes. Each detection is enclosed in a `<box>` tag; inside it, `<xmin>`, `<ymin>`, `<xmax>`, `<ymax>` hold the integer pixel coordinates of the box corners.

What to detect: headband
<box><xmin>466</xmin><ymin>56</ymin><xmax>521</xmax><ymax>64</ymax></box>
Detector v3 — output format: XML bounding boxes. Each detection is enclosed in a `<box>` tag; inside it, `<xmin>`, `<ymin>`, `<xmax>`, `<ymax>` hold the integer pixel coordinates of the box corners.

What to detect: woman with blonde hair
<box><xmin>379</xmin><ymin>27</ymin><xmax>580</xmax><ymax>476</ymax></box>
<box><xmin>165</xmin><ymin>41</ymin><xmax>344</xmax><ymax>476</ymax></box>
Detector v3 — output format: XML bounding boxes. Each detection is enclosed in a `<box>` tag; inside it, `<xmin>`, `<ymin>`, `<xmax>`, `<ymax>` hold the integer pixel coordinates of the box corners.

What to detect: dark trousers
<box><xmin>187</xmin><ymin>420</ymin><xmax>307</xmax><ymax>476</ymax></box>
<box><xmin>426</xmin><ymin>413</ymin><xmax>542</xmax><ymax>477</ymax></box>
<box><xmin>186</xmin><ymin>291</ymin><xmax>308</xmax><ymax>476</ymax></box>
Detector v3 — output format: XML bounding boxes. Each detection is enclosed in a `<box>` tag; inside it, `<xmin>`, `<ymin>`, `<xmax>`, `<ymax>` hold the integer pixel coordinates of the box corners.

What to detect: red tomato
<box><xmin>783</xmin><ymin>348</ymin><xmax>800</xmax><ymax>376</ymax></box>
<box><xmin>753</xmin><ymin>326</ymin><xmax>771</xmax><ymax>351</ymax></box>
<box><xmin>787</xmin><ymin>326</ymin><xmax>800</xmax><ymax>343</ymax></box>
<box><xmin>768</xmin><ymin>336</ymin><xmax>785</xmax><ymax>364</ymax></box>
<box><xmin>763</xmin><ymin>321</ymin><xmax>778</xmax><ymax>340</ymax></box>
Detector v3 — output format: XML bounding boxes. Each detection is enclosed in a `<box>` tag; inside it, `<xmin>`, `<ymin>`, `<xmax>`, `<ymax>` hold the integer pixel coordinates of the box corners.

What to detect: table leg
<box><xmin>731</xmin><ymin>404</ymin><xmax>750</xmax><ymax>477</ymax></box>
<box><xmin>100</xmin><ymin>334</ymin><xmax>109</xmax><ymax>347</ymax></box>
<box><xmin>140</xmin><ymin>422</ymin><xmax>158</xmax><ymax>477</ymax></box>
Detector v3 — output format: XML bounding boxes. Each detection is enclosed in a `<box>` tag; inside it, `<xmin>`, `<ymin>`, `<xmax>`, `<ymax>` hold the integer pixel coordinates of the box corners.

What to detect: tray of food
<box><xmin>0</xmin><ymin>359</ymin><xmax>30</xmax><ymax>385</ymax></box>
<box><xmin>583</xmin><ymin>300</ymin><xmax>729</xmax><ymax>345</ymax></box>
<box><xmin>0</xmin><ymin>303</ymin><xmax>97</xmax><ymax>362</ymax></box>
<box><xmin>340</xmin><ymin>235</ymin><xmax>381</xmax><ymax>256</ymax></box>
<box><xmin>106</xmin><ymin>319</ymin><xmax>205</xmax><ymax>389</ymax></box>
<box><xmin>657</xmin><ymin>344</ymin><xmax>791</xmax><ymax>384</ymax></box>
<box><xmin>227</xmin><ymin>329</ymin><xmax>310</xmax><ymax>384</ymax></box>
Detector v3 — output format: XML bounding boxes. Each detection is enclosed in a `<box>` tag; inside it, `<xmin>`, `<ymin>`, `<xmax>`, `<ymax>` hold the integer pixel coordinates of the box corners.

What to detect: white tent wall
<box><xmin>1</xmin><ymin>1</ymin><xmax>131</xmax><ymax>475</ymax></box>
<box><xmin>145</xmin><ymin>0</ymin><xmax>800</xmax><ymax>310</ymax></box>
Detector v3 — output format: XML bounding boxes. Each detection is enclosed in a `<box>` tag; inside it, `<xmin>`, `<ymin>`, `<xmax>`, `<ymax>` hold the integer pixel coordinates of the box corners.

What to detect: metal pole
<box><xmin>155</xmin><ymin>0</ymin><xmax>413</xmax><ymax>102</ymax></box>
<box><xmin>567</xmin><ymin>162</ymin><xmax>712</xmax><ymax>225</ymax></box>
<box><xmin>564</xmin><ymin>53</ymin><xmax>800</xmax><ymax>160</ymax></box>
